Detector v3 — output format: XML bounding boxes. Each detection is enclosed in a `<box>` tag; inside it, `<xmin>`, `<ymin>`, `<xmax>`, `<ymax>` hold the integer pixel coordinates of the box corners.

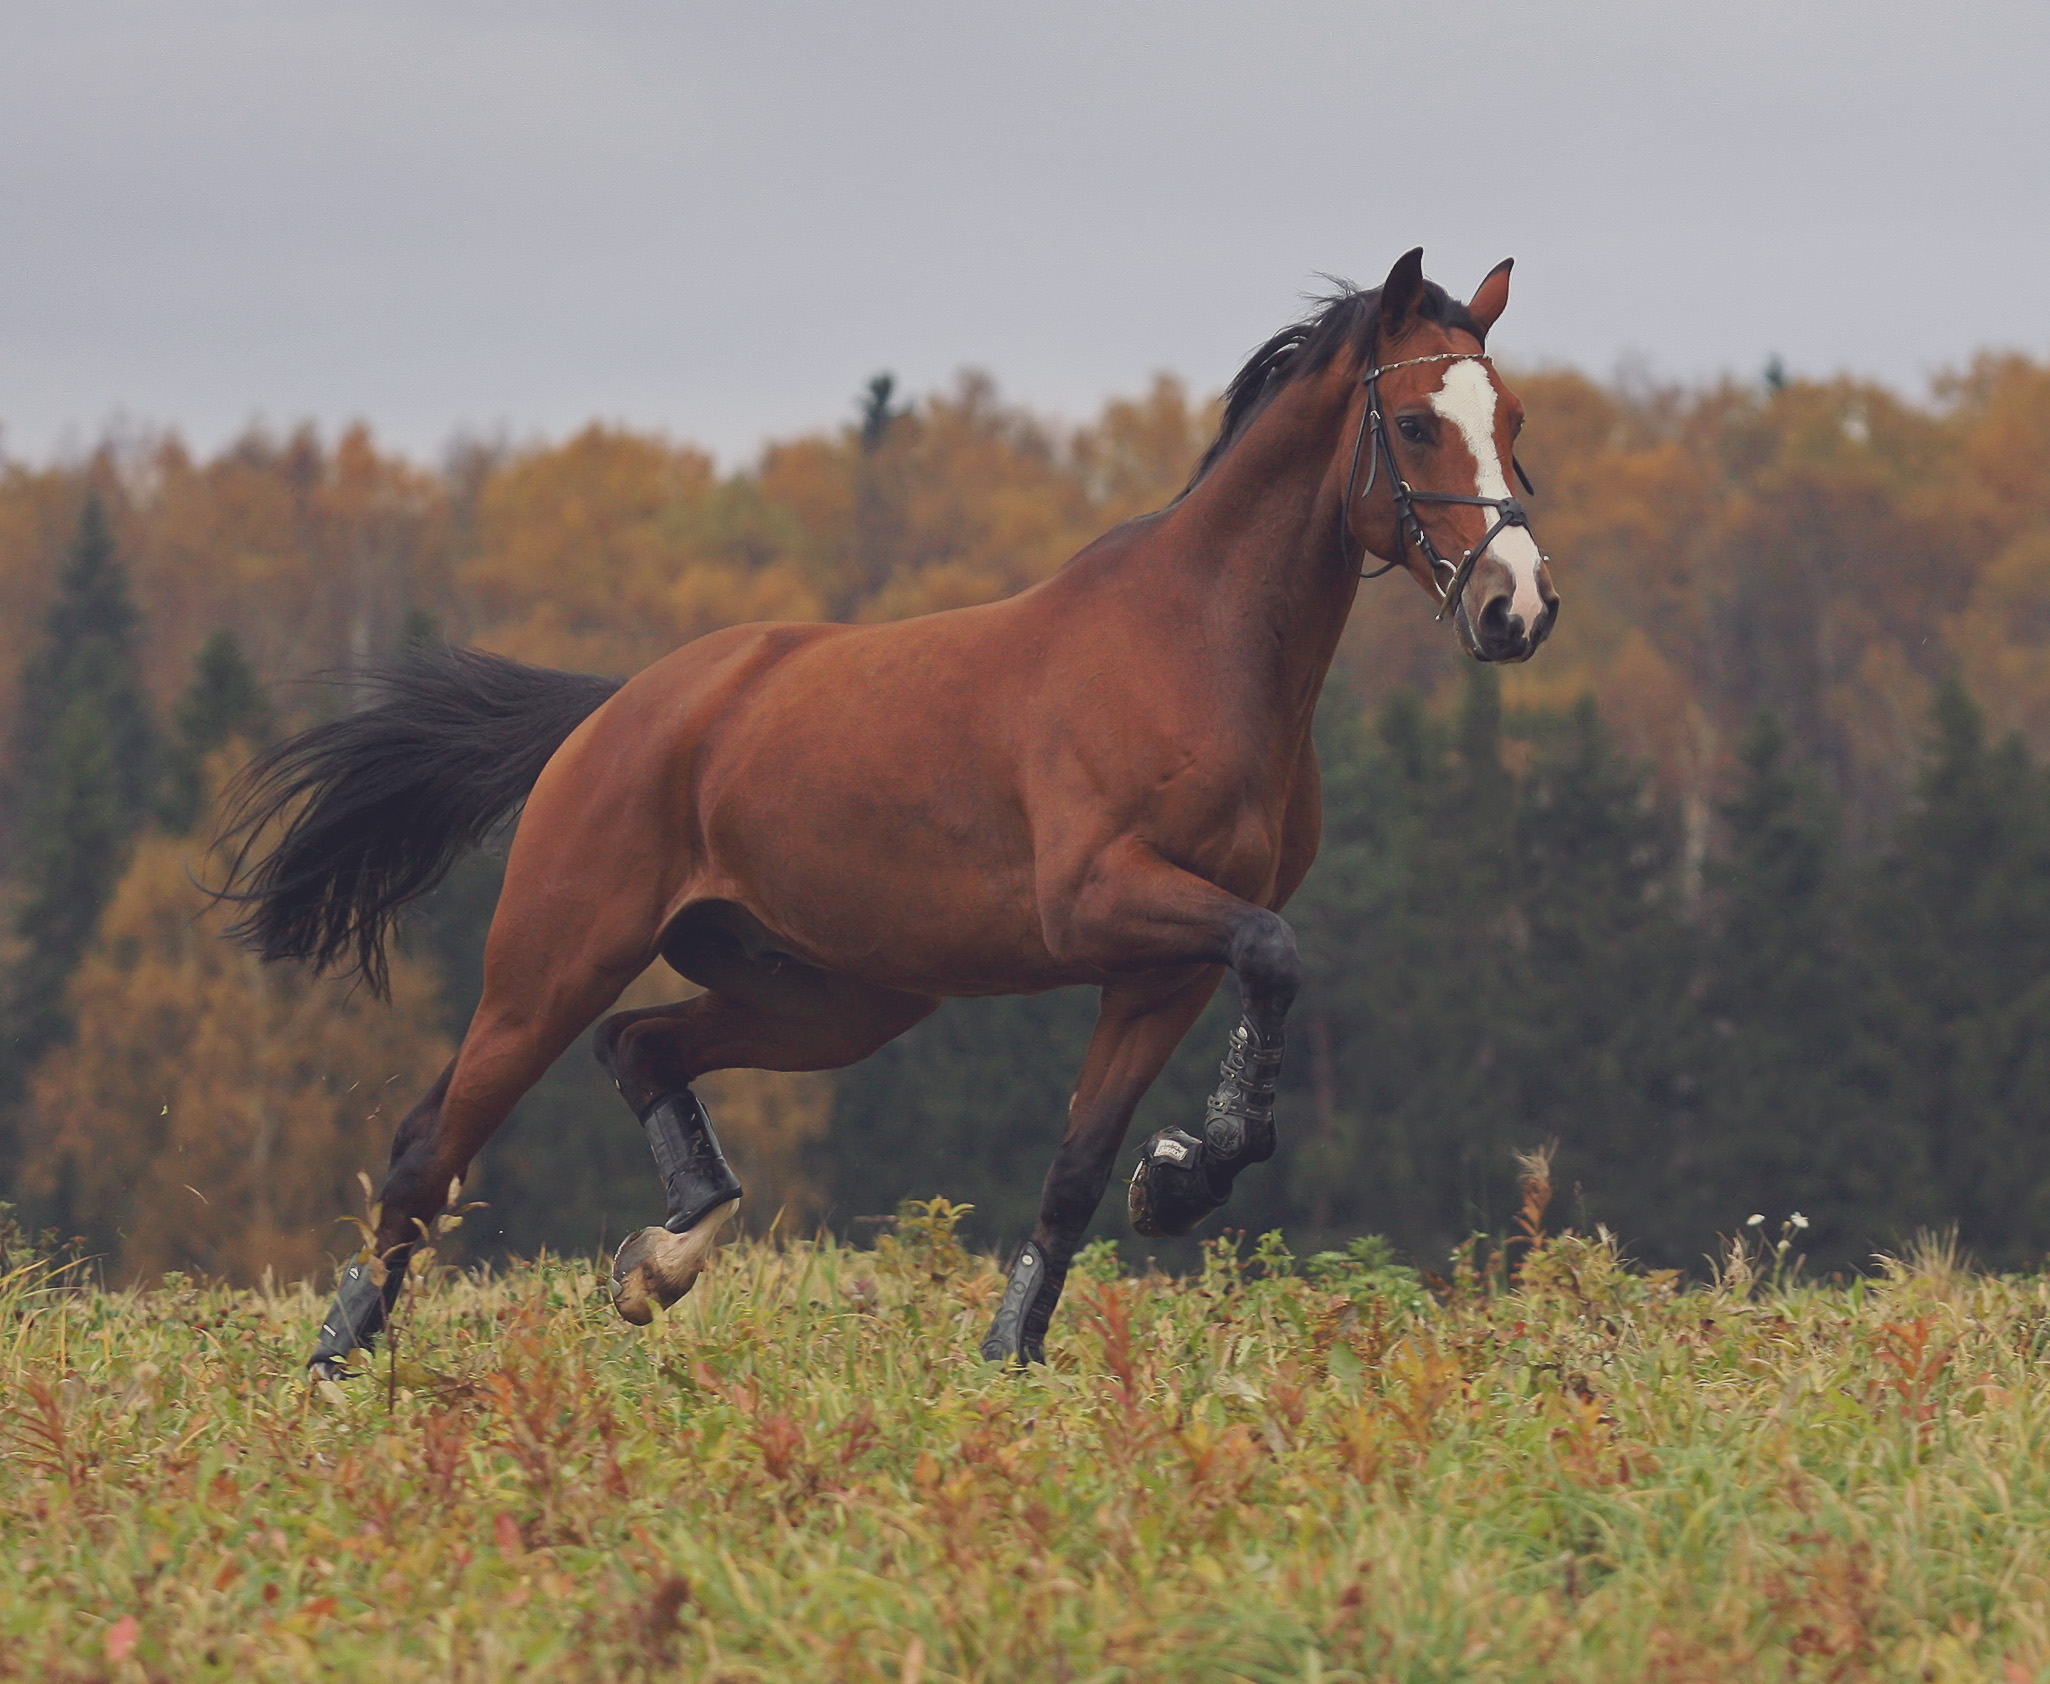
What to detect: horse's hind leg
<box><xmin>309</xmin><ymin>918</ymin><xmax>654</xmax><ymax>1377</ymax></box>
<box><xmin>594</xmin><ymin>934</ymin><xmax>938</xmax><ymax>1324</ymax></box>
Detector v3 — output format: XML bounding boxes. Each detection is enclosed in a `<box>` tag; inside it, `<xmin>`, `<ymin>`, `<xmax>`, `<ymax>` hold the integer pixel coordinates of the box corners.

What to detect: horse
<box><xmin>218</xmin><ymin>246</ymin><xmax>1558</xmax><ymax>1378</ymax></box>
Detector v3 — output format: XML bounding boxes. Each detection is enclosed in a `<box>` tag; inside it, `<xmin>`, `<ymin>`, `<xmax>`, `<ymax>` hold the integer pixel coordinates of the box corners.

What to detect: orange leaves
<box><xmin>1077</xmin><ymin>1280</ymin><xmax>1152</xmax><ymax>1448</ymax></box>
<box><xmin>480</xmin><ymin>1322</ymin><xmax>630</xmax><ymax>1541</ymax></box>
<box><xmin>1866</xmin><ymin>1314</ymin><xmax>1957</xmax><ymax>1435</ymax></box>
<box><xmin>0</xmin><ymin>355</ymin><xmax>2046</xmax><ymax>879</ymax></box>
<box><xmin>465</xmin><ymin>426</ymin><xmax>782</xmax><ymax>676</ymax></box>
<box><xmin>16</xmin><ymin>834</ymin><xmax>453</xmax><ymax>1286</ymax></box>
<box><xmin>1</xmin><ymin>1374</ymin><xmax>79</xmax><ymax>1489</ymax></box>
<box><xmin>493</xmin><ymin>1510</ymin><xmax>525</xmax><ymax>1558</ymax></box>
<box><xmin>1543</xmin><ymin>1381</ymin><xmax>1644</xmax><ymax>1489</ymax></box>
<box><xmin>1762</xmin><ymin>1531</ymin><xmax>1886</xmax><ymax>1673</ymax></box>
<box><xmin>103</xmin><ymin>1614</ymin><xmax>140</xmax><ymax>1663</ymax></box>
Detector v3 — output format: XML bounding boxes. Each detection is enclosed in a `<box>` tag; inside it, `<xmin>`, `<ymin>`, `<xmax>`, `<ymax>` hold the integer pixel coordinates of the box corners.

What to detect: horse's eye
<box><xmin>1396</xmin><ymin>417</ymin><xmax>1427</xmax><ymax>445</ymax></box>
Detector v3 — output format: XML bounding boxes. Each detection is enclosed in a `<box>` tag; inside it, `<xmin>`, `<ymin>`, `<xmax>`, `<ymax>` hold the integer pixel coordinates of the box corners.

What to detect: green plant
<box><xmin>1304</xmin><ymin>1233</ymin><xmax>1431</xmax><ymax>1320</ymax></box>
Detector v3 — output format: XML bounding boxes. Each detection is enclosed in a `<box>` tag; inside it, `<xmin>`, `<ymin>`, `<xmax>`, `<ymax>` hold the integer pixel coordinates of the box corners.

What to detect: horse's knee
<box><xmin>591</xmin><ymin>1009</ymin><xmax>636</xmax><ymax>1075</ymax></box>
<box><xmin>1229</xmin><ymin>912</ymin><xmax>1301</xmax><ymax>1016</ymax></box>
<box><xmin>592</xmin><ymin>1006</ymin><xmax>689</xmax><ymax>1111</ymax></box>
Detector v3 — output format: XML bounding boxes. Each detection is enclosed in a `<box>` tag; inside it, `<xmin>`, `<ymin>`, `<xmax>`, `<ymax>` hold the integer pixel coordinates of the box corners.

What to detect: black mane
<box><xmin>1184</xmin><ymin>277</ymin><xmax>1484</xmax><ymax>491</ymax></box>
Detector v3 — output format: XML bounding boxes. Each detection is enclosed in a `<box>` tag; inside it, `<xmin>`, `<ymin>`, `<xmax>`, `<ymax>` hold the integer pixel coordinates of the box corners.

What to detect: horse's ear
<box><xmin>1468</xmin><ymin>259</ymin><xmax>1513</xmax><ymax>334</ymax></box>
<box><xmin>1379</xmin><ymin>247</ymin><xmax>1427</xmax><ymax>334</ymax></box>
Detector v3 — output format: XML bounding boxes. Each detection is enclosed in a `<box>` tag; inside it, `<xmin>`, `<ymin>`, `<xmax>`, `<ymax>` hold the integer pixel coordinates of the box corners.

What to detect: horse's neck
<box><xmin>1145</xmin><ymin>370</ymin><xmax>1362</xmax><ymax>735</ymax></box>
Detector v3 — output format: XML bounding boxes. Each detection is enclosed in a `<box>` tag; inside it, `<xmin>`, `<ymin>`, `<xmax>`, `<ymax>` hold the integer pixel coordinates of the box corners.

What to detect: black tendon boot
<box><xmin>979</xmin><ymin>1240</ymin><xmax>1067</xmax><ymax>1365</ymax></box>
<box><xmin>642</xmin><ymin>1089</ymin><xmax>743</xmax><ymax>1232</ymax></box>
<box><xmin>1128</xmin><ymin>1014</ymin><xmax>1283</xmax><ymax>1237</ymax></box>
<box><xmin>308</xmin><ymin>1253</ymin><xmax>407</xmax><ymax>1380</ymax></box>
<box><xmin>1202</xmin><ymin>1015</ymin><xmax>1283</xmax><ymax>1177</ymax></box>
<box><xmin>610</xmin><ymin>1088</ymin><xmax>745</xmax><ymax>1326</ymax></box>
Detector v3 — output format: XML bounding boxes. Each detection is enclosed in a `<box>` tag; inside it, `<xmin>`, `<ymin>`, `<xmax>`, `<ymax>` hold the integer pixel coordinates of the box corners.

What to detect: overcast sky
<box><xmin>3</xmin><ymin>1</ymin><xmax>2045</xmax><ymax>467</ymax></box>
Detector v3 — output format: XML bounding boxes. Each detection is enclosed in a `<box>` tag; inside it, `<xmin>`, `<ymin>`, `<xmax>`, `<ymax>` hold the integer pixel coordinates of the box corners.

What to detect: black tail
<box><xmin>215</xmin><ymin>642</ymin><xmax>622</xmax><ymax>997</ymax></box>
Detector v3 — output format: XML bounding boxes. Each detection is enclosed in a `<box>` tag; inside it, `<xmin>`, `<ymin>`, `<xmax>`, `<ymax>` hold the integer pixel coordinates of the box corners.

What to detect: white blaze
<box><xmin>1427</xmin><ymin>360</ymin><xmax>1545</xmax><ymax>629</ymax></box>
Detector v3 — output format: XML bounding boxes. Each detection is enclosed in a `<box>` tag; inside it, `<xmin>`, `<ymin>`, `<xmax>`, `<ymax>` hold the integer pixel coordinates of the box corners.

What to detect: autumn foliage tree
<box><xmin>21</xmin><ymin>826</ymin><xmax>451</xmax><ymax>1285</ymax></box>
<box><xmin>3</xmin><ymin>351</ymin><xmax>2050</xmax><ymax>1277</ymax></box>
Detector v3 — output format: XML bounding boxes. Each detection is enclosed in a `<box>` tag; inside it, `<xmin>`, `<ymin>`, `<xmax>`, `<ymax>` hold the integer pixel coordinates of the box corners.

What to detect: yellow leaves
<box><xmin>1175</xmin><ymin>1417</ymin><xmax>1262</xmax><ymax>1496</ymax></box>
<box><xmin>1949</xmin><ymin>529</ymin><xmax>2050</xmax><ymax>758</ymax></box>
<box><xmin>19</xmin><ymin>833</ymin><xmax>452</xmax><ymax>1287</ymax></box>
<box><xmin>1945</xmin><ymin>352</ymin><xmax>2050</xmax><ymax>529</ymax></box>
<box><xmin>466</xmin><ymin>426</ymin><xmax>726</xmax><ymax>672</ymax></box>
<box><xmin>1068</xmin><ymin>375</ymin><xmax>1215</xmax><ymax>523</ymax></box>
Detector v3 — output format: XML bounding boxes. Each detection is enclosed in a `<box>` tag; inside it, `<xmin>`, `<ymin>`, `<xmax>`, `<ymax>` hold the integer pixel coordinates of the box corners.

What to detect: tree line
<box><xmin>4</xmin><ymin>349</ymin><xmax>2050</xmax><ymax>1281</ymax></box>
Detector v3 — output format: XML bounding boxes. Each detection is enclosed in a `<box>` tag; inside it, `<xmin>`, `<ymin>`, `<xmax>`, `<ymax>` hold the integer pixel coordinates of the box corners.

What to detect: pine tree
<box><xmin>1696</xmin><ymin>712</ymin><xmax>1900</xmax><ymax>1268</ymax></box>
<box><xmin>1</xmin><ymin>495</ymin><xmax>157</xmax><ymax>1160</ymax></box>
<box><xmin>160</xmin><ymin>629</ymin><xmax>273</xmax><ymax>834</ymax></box>
<box><xmin>1859</xmin><ymin>679</ymin><xmax>2050</xmax><ymax>1266</ymax></box>
<box><xmin>1280</xmin><ymin>671</ymin><xmax>1522</xmax><ymax>1261</ymax></box>
<box><xmin>1511</xmin><ymin>694</ymin><xmax>1695</xmax><ymax>1261</ymax></box>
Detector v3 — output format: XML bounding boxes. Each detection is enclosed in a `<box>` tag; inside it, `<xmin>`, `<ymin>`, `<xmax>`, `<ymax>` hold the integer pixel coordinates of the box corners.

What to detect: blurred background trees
<box><xmin>7</xmin><ymin>353</ymin><xmax>2050</xmax><ymax>1283</ymax></box>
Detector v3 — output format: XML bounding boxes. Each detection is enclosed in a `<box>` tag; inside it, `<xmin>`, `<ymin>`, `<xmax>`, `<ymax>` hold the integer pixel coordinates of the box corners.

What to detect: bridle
<box><xmin>1340</xmin><ymin>348</ymin><xmax>1546</xmax><ymax>626</ymax></box>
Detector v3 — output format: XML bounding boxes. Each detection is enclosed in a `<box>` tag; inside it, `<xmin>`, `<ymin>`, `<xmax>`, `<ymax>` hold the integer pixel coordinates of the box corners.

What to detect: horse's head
<box><xmin>1349</xmin><ymin>247</ymin><xmax>1559</xmax><ymax>663</ymax></box>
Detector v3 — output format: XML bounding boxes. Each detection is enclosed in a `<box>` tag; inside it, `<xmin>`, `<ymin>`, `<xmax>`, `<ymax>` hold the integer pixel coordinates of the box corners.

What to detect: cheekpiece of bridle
<box><xmin>1341</xmin><ymin>349</ymin><xmax>1546</xmax><ymax>625</ymax></box>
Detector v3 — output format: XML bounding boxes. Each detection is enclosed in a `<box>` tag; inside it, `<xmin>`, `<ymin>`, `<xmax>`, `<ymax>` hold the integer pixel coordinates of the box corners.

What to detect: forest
<box><xmin>4</xmin><ymin>349</ymin><xmax>2050</xmax><ymax>1284</ymax></box>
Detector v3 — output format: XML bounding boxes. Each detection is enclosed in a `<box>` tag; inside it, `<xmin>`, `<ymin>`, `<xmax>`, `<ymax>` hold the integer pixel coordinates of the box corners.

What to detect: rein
<box><xmin>1341</xmin><ymin>349</ymin><xmax>1546</xmax><ymax>624</ymax></box>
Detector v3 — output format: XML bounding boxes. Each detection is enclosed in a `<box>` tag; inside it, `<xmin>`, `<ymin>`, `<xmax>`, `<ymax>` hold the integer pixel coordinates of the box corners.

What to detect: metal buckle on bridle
<box><xmin>1340</xmin><ymin>350</ymin><xmax>1547</xmax><ymax>625</ymax></box>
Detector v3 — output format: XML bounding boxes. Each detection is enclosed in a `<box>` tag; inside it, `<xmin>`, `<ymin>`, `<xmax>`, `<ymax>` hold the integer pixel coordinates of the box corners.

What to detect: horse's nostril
<box><xmin>1477</xmin><ymin>596</ymin><xmax>1525</xmax><ymax>649</ymax></box>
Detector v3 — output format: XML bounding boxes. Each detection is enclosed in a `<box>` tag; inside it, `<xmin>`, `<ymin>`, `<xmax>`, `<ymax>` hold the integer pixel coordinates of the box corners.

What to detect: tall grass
<box><xmin>4</xmin><ymin>1207</ymin><xmax>2049</xmax><ymax>1681</ymax></box>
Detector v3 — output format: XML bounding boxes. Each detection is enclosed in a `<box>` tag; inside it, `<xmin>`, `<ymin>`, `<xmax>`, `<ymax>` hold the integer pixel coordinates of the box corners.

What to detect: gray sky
<box><xmin>3</xmin><ymin>1</ymin><xmax>2045</xmax><ymax>467</ymax></box>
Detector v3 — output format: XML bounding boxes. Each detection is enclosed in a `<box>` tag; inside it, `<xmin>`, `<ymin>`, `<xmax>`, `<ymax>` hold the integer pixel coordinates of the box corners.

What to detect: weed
<box><xmin>1303</xmin><ymin>1234</ymin><xmax>1431</xmax><ymax>1320</ymax></box>
<box><xmin>0</xmin><ymin>1229</ymin><xmax>2045</xmax><ymax>1679</ymax></box>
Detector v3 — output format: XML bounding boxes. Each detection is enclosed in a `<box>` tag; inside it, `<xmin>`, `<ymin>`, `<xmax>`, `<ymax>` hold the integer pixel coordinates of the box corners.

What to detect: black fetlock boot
<box><xmin>980</xmin><ymin>1240</ymin><xmax>1068</xmax><ymax>1365</ymax></box>
<box><xmin>642</xmin><ymin>1089</ymin><xmax>743</xmax><ymax>1233</ymax></box>
<box><xmin>1127</xmin><ymin>1128</ymin><xmax>1224</xmax><ymax>1237</ymax></box>
<box><xmin>1128</xmin><ymin>1014</ymin><xmax>1284</xmax><ymax>1238</ymax></box>
<box><xmin>308</xmin><ymin>1252</ymin><xmax>408</xmax><ymax>1381</ymax></box>
<box><xmin>611</xmin><ymin>1089</ymin><xmax>745</xmax><ymax>1326</ymax></box>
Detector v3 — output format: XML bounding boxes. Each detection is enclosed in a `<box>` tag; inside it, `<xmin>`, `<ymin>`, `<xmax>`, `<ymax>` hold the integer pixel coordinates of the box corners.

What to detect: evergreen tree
<box><xmin>821</xmin><ymin>988</ymin><xmax>1103</xmax><ymax>1243</ymax></box>
<box><xmin>160</xmin><ymin>630</ymin><xmax>273</xmax><ymax>834</ymax></box>
<box><xmin>1696</xmin><ymin>712</ymin><xmax>1897</xmax><ymax>1267</ymax></box>
<box><xmin>1280</xmin><ymin>671</ymin><xmax>1522</xmax><ymax>1260</ymax></box>
<box><xmin>1859</xmin><ymin>679</ymin><xmax>2050</xmax><ymax>1267</ymax></box>
<box><xmin>1511</xmin><ymin>694</ymin><xmax>1695</xmax><ymax>1261</ymax></box>
<box><xmin>858</xmin><ymin>373</ymin><xmax>905</xmax><ymax>454</ymax></box>
<box><xmin>1</xmin><ymin>496</ymin><xmax>157</xmax><ymax>1164</ymax></box>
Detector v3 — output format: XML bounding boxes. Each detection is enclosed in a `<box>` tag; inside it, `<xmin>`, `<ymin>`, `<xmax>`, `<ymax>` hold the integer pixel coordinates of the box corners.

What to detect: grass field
<box><xmin>6</xmin><ymin>1193</ymin><xmax>2050</xmax><ymax>1683</ymax></box>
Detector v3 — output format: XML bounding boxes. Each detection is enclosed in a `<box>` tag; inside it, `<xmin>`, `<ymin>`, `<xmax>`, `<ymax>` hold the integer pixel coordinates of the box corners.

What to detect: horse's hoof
<box><xmin>1128</xmin><ymin>1128</ymin><xmax>1224</xmax><ymax>1238</ymax></box>
<box><xmin>611</xmin><ymin>1198</ymin><xmax>739</xmax><ymax>1326</ymax></box>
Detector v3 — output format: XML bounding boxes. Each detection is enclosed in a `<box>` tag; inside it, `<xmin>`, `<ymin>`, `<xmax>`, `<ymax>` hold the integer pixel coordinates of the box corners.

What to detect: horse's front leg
<box><xmin>981</xmin><ymin>849</ymin><xmax>1304</xmax><ymax>1362</ymax></box>
<box><xmin>981</xmin><ymin>970</ymin><xmax>1220</xmax><ymax>1364</ymax></box>
<box><xmin>1126</xmin><ymin>903</ymin><xmax>1298</xmax><ymax>1239</ymax></box>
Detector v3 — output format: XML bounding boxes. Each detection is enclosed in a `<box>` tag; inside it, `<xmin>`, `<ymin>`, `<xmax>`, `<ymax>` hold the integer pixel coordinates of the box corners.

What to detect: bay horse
<box><xmin>220</xmin><ymin>247</ymin><xmax>1558</xmax><ymax>1378</ymax></box>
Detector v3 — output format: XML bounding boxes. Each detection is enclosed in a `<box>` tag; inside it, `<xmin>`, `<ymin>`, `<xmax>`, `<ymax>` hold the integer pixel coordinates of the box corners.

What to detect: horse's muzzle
<box><xmin>1468</xmin><ymin>590</ymin><xmax>1558</xmax><ymax>663</ymax></box>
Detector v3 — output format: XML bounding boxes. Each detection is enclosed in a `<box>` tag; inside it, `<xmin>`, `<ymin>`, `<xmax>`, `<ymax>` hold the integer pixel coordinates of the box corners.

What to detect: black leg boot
<box><xmin>641</xmin><ymin>1089</ymin><xmax>743</xmax><ymax>1232</ymax></box>
<box><xmin>611</xmin><ymin>1089</ymin><xmax>744</xmax><ymax>1326</ymax></box>
<box><xmin>308</xmin><ymin>1252</ymin><xmax>408</xmax><ymax>1381</ymax></box>
<box><xmin>1128</xmin><ymin>1014</ymin><xmax>1283</xmax><ymax>1238</ymax></box>
<box><xmin>980</xmin><ymin>1240</ymin><xmax>1068</xmax><ymax>1365</ymax></box>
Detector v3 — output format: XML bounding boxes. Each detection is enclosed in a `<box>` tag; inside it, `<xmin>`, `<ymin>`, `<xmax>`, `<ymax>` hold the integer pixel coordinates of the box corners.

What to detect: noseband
<box><xmin>1341</xmin><ymin>350</ymin><xmax>1547</xmax><ymax>625</ymax></box>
